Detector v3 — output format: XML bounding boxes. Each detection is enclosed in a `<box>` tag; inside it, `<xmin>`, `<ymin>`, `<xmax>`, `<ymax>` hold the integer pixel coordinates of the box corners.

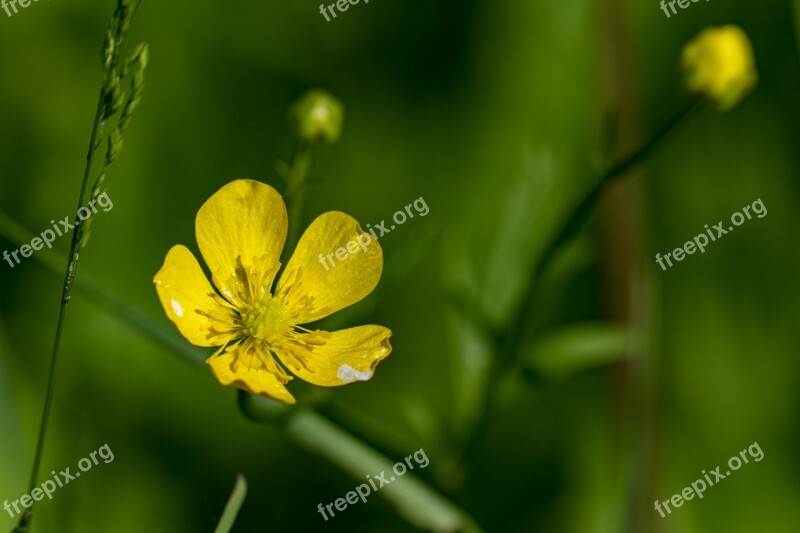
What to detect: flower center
<box><xmin>239</xmin><ymin>298</ymin><xmax>293</xmax><ymax>346</ymax></box>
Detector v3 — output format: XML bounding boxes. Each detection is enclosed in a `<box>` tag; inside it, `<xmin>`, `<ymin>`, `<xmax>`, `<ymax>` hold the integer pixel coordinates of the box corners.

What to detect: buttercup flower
<box><xmin>681</xmin><ymin>25</ymin><xmax>758</xmax><ymax>110</ymax></box>
<box><xmin>154</xmin><ymin>179</ymin><xmax>391</xmax><ymax>404</ymax></box>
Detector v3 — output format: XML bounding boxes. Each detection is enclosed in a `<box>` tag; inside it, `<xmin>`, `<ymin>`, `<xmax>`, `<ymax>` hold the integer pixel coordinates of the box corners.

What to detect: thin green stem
<box><xmin>21</xmin><ymin>92</ymin><xmax>105</xmax><ymax>526</ymax></box>
<box><xmin>287</xmin><ymin>410</ymin><xmax>481</xmax><ymax>533</ymax></box>
<box><xmin>283</xmin><ymin>140</ymin><xmax>312</xmax><ymax>254</ymax></box>
<box><xmin>459</xmin><ymin>97</ymin><xmax>702</xmax><ymax>462</ymax></box>
<box><xmin>238</xmin><ymin>399</ymin><xmax>480</xmax><ymax>532</ymax></box>
<box><xmin>0</xmin><ymin>209</ymin><xmax>204</xmax><ymax>370</ymax></box>
<box><xmin>791</xmin><ymin>0</ymin><xmax>800</xmax><ymax>76</ymax></box>
<box><xmin>17</xmin><ymin>4</ymin><xmax>146</xmax><ymax>526</ymax></box>
<box><xmin>501</xmin><ymin>96</ymin><xmax>701</xmax><ymax>364</ymax></box>
<box><xmin>213</xmin><ymin>474</ymin><xmax>248</xmax><ymax>533</ymax></box>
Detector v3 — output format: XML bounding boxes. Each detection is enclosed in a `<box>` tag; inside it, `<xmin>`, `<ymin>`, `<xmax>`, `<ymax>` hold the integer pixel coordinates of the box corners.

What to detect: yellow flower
<box><xmin>681</xmin><ymin>25</ymin><xmax>758</xmax><ymax>110</ymax></box>
<box><xmin>153</xmin><ymin>179</ymin><xmax>391</xmax><ymax>404</ymax></box>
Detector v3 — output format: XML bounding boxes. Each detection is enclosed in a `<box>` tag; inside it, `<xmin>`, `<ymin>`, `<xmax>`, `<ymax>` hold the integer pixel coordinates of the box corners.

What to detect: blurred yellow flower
<box><xmin>681</xmin><ymin>25</ymin><xmax>758</xmax><ymax>110</ymax></box>
<box><xmin>154</xmin><ymin>179</ymin><xmax>391</xmax><ymax>404</ymax></box>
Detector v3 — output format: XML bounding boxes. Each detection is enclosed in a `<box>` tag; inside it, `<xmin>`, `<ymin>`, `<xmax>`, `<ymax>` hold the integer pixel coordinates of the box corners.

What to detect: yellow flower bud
<box><xmin>681</xmin><ymin>25</ymin><xmax>758</xmax><ymax>110</ymax></box>
<box><xmin>288</xmin><ymin>90</ymin><xmax>344</xmax><ymax>144</ymax></box>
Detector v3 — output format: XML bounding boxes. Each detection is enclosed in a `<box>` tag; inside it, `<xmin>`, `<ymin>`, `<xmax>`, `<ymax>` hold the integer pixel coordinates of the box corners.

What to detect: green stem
<box><xmin>17</xmin><ymin>92</ymin><xmax>105</xmax><ymax>532</ymax></box>
<box><xmin>460</xmin><ymin>97</ymin><xmax>701</xmax><ymax>462</ymax></box>
<box><xmin>213</xmin><ymin>474</ymin><xmax>248</xmax><ymax>533</ymax></box>
<box><xmin>791</xmin><ymin>0</ymin><xmax>800</xmax><ymax>75</ymax></box>
<box><xmin>501</xmin><ymin>96</ymin><xmax>701</xmax><ymax>363</ymax></box>
<box><xmin>283</xmin><ymin>140</ymin><xmax>312</xmax><ymax>254</ymax></box>
<box><xmin>0</xmin><ymin>210</ymin><xmax>205</xmax><ymax>370</ymax></box>
<box><xmin>288</xmin><ymin>410</ymin><xmax>481</xmax><ymax>533</ymax></box>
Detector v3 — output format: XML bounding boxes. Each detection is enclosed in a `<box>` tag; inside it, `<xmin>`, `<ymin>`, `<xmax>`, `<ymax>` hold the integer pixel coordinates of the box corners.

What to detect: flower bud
<box><xmin>288</xmin><ymin>90</ymin><xmax>344</xmax><ymax>144</ymax></box>
<box><xmin>681</xmin><ymin>25</ymin><xmax>757</xmax><ymax>110</ymax></box>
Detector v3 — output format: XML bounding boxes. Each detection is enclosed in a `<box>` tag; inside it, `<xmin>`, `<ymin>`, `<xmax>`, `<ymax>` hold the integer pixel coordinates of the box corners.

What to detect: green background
<box><xmin>1</xmin><ymin>0</ymin><xmax>798</xmax><ymax>531</ymax></box>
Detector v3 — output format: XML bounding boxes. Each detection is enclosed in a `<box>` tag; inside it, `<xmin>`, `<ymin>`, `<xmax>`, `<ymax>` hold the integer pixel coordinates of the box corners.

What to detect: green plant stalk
<box><xmin>501</xmin><ymin>96</ymin><xmax>701</xmax><ymax>365</ymax></box>
<box><xmin>460</xmin><ymin>97</ymin><xmax>701</xmax><ymax>461</ymax></box>
<box><xmin>0</xmin><ymin>213</ymin><xmax>484</xmax><ymax>533</ymax></box>
<box><xmin>283</xmin><ymin>140</ymin><xmax>312</xmax><ymax>254</ymax></box>
<box><xmin>287</xmin><ymin>410</ymin><xmax>480</xmax><ymax>533</ymax></box>
<box><xmin>237</xmin><ymin>396</ymin><xmax>480</xmax><ymax>532</ymax></box>
<box><xmin>16</xmin><ymin>2</ymin><xmax>146</xmax><ymax>527</ymax></box>
<box><xmin>792</xmin><ymin>0</ymin><xmax>800</xmax><ymax>75</ymax></box>
<box><xmin>0</xmin><ymin>211</ymin><xmax>202</xmax><ymax>370</ymax></box>
<box><xmin>214</xmin><ymin>474</ymin><xmax>248</xmax><ymax>533</ymax></box>
<box><xmin>14</xmin><ymin>92</ymin><xmax>106</xmax><ymax>533</ymax></box>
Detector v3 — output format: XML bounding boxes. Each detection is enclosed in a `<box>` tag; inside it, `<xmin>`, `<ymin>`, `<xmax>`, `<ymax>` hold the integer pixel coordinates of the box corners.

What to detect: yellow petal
<box><xmin>277</xmin><ymin>325</ymin><xmax>392</xmax><ymax>386</ymax></box>
<box><xmin>208</xmin><ymin>346</ymin><xmax>296</xmax><ymax>404</ymax></box>
<box><xmin>196</xmin><ymin>180</ymin><xmax>288</xmax><ymax>295</ymax></box>
<box><xmin>153</xmin><ymin>245</ymin><xmax>234</xmax><ymax>347</ymax></box>
<box><xmin>275</xmin><ymin>212</ymin><xmax>383</xmax><ymax>323</ymax></box>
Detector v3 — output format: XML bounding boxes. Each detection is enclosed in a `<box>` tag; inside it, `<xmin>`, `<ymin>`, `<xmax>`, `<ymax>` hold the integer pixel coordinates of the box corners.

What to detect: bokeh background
<box><xmin>1</xmin><ymin>0</ymin><xmax>799</xmax><ymax>531</ymax></box>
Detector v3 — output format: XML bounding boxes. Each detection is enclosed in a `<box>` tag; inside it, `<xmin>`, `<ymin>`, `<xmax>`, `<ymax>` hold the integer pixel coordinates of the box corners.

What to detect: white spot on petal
<box><xmin>337</xmin><ymin>364</ymin><xmax>374</xmax><ymax>384</ymax></box>
<box><xmin>171</xmin><ymin>299</ymin><xmax>184</xmax><ymax>317</ymax></box>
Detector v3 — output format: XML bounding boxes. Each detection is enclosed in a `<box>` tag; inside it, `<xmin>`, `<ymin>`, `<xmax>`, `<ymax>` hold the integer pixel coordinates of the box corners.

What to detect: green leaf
<box><xmin>521</xmin><ymin>322</ymin><xmax>638</xmax><ymax>380</ymax></box>
<box><xmin>444</xmin><ymin>306</ymin><xmax>493</xmax><ymax>441</ymax></box>
<box><xmin>441</xmin><ymin>144</ymin><xmax>574</xmax><ymax>331</ymax></box>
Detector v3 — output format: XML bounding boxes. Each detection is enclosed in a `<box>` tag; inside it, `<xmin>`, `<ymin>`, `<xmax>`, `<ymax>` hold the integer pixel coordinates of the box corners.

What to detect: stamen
<box><xmin>274</xmin><ymin>267</ymin><xmax>330</xmax><ymax>321</ymax></box>
<box><xmin>195</xmin><ymin>298</ymin><xmax>240</xmax><ymax>345</ymax></box>
<box><xmin>235</xmin><ymin>340</ymin><xmax>292</xmax><ymax>384</ymax></box>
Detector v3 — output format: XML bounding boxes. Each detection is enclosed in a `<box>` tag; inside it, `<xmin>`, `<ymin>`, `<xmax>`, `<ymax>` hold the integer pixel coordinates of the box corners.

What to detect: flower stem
<box><xmin>16</xmin><ymin>92</ymin><xmax>105</xmax><ymax>532</ymax></box>
<box><xmin>287</xmin><ymin>410</ymin><xmax>482</xmax><ymax>532</ymax></box>
<box><xmin>501</xmin><ymin>96</ymin><xmax>701</xmax><ymax>363</ymax></box>
<box><xmin>213</xmin><ymin>474</ymin><xmax>248</xmax><ymax>533</ymax></box>
<box><xmin>283</xmin><ymin>140</ymin><xmax>312</xmax><ymax>254</ymax></box>
<box><xmin>15</xmin><ymin>3</ymin><xmax>147</xmax><ymax>526</ymax></box>
<box><xmin>461</xmin><ymin>97</ymin><xmax>702</xmax><ymax>461</ymax></box>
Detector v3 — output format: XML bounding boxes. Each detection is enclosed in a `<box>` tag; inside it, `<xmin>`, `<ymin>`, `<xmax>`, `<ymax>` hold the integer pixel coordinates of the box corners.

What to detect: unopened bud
<box><xmin>288</xmin><ymin>90</ymin><xmax>344</xmax><ymax>144</ymax></box>
<box><xmin>682</xmin><ymin>25</ymin><xmax>758</xmax><ymax>110</ymax></box>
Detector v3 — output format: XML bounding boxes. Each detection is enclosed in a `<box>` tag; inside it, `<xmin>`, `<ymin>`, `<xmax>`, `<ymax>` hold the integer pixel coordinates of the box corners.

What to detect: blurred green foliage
<box><xmin>1</xmin><ymin>0</ymin><xmax>798</xmax><ymax>531</ymax></box>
